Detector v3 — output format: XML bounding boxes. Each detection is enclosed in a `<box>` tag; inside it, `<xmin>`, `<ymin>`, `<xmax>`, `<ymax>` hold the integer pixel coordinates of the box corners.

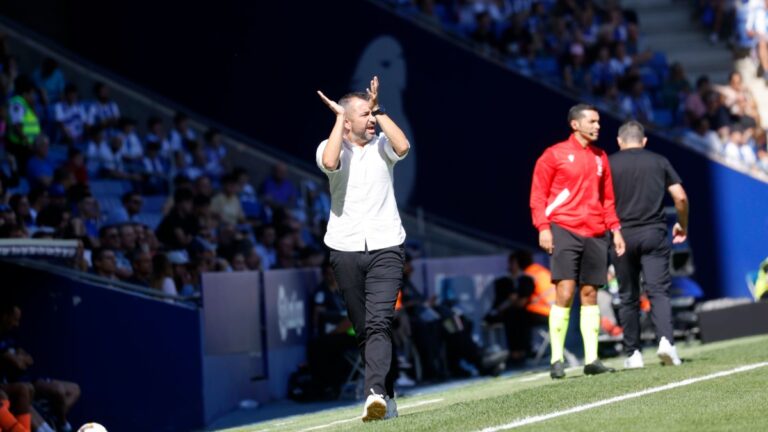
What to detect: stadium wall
<box><xmin>1</xmin><ymin>0</ymin><xmax>766</xmax><ymax>297</ymax></box>
<box><xmin>0</xmin><ymin>261</ymin><xmax>205</xmax><ymax>432</ymax></box>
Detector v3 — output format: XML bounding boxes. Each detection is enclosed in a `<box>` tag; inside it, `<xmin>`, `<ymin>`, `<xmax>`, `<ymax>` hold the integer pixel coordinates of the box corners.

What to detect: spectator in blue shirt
<box><xmin>260</xmin><ymin>162</ymin><xmax>298</xmax><ymax>209</ymax></box>
<box><xmin>32</xmin><ymin>57</ymin><xmax>66</xmax><ymax>105</ymax></box>
<box><xmin>26</xmin><ymin>134</ymin><xmax>54</xmax><ymax>189</ymax></box>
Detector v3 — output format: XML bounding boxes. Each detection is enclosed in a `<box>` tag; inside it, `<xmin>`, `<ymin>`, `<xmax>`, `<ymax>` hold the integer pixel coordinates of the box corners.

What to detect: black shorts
<box><xmin>550</xmin><ymin>223</ymin><xmax>609</xmax><ymax>286</ymax></box>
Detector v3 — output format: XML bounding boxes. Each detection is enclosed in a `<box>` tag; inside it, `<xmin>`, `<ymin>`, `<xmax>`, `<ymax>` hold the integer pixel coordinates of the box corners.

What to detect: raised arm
<box><xmin>368</xmin><ymin>76</ymin><xmax>410</xmax><ymax>157</ymax></box>
<box><xmin>668</xmin><ymin>183</ymin><xmax>689</xmax><ymax>244</ymax></box>
<box><xmin>317</xmin><ymin>90</ymin><xmax>345</xmax><ymax>171</ymax></box>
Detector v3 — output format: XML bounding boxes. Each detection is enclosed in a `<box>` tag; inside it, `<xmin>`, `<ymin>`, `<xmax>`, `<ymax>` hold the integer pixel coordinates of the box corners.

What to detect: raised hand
<box><xmin>367</xmin><ymin>76</ymin><xmax>379</xmax><ymax>109</ymax></box>
<box><xmin>317</xmin><ymin>90</ymin><xmax>345</xmax><ymax>116</ymax></box>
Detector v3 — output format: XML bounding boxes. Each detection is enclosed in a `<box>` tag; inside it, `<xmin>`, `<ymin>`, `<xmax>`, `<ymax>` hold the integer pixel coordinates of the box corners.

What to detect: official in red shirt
<box><xmin>530</xmin><ymin>104</ymin><xmax>626</xmax><ymax>379</ymax></box>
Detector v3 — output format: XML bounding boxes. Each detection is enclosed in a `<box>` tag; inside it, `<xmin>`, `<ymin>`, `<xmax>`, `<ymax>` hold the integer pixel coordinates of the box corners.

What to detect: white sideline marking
<box><xmin>479</xmin><ymin>362</ymin><xmax>768</xmax><ymax>432</ymax></box>
<box><xmin>297</xmin><ymin>398</ymin><xmax>444</xmax><ymax>431</ymax></box>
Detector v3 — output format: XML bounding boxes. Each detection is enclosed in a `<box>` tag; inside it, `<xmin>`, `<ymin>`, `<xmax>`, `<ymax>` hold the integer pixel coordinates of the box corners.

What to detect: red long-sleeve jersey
<box><xmin>530</xmin><ymin>134</ymin><xmax>621</xmax><ymax>237</ymax></box>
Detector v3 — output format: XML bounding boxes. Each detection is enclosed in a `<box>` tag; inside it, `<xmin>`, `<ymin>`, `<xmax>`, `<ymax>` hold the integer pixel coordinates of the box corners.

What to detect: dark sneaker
<box><xmin>584</xmin><ymin>360</ymin><xmax>616</xmax><ymax>376</ymax></box>
<box><xmin>550</xmin><ymin>360</ymin><xmax>566</xmax><ymax>379</ymax></box>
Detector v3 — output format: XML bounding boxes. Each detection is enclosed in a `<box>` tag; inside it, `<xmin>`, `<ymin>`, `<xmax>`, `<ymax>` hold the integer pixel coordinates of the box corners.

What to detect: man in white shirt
<box><xmin>316</xmin><ymin>76</ymin><xmax>410</xmax><ymax>422</ymax></box>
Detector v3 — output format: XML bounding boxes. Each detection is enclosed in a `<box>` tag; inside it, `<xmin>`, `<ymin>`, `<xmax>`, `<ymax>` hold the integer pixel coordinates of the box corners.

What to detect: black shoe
<box><xmin>583</xmin><ymin>360</ymin><xmax>615</xmax><ymax>376</ymax></box>
<box><xmin>550</xmin><ymin>360</ymin><xmax>566</xmax><ymax>379</ymax></box>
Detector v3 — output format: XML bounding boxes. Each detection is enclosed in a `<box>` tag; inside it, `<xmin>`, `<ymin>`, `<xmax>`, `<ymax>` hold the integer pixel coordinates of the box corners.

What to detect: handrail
<box><xmin>3</xmin><ymin>257</ymin><xmax>199</xmax><ymax>307</ymax></box>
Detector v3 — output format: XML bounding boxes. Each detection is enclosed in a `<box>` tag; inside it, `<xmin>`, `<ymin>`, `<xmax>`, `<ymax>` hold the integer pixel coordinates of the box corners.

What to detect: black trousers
<box><xmin>329</xmin><ymin>244</ymin><xmax>404</xmax><ymax>398</ymax></box>
<box><xmin>611</xmin><ymin>226</ymin><xmax>674</xmax><ymax>354</ymax></box>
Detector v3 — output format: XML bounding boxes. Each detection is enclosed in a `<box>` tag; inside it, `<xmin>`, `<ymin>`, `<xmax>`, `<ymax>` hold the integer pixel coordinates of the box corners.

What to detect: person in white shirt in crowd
<box><xmin>53</xmin><ymin>83</ymin><xmax>88</xmax><ymax>146</ymax></box>
<box><xmin>316</xmin><ymin>76</ymin><xmax>410</xmax><ymax>422</ymax></box>
<box><xmin>746</xmin><ymin>0</ymin><xmax>768</xmax><ymax>82</ymax></box>
<box><xmin>87</xmin><ymin>82</ymin><xmax>120</xmax><ymax>134</ymax></box>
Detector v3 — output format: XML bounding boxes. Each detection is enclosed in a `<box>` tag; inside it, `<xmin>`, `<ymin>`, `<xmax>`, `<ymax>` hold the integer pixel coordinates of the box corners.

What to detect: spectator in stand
<box><xmin>117</xmin><ymin>117</ymin><xmax>144</xmax><ymax>172</ymax></box>
<box><xmin>724</xmin><ymin>124</ymin><xmax>758</xmax><ymax>168</ymax></box>
<box><xmin>91</xmin><ymin>247</ymin><xmax>118</xmax><ymax>280</ymax></box>
<box><xmin>99</xmin><ymin>225</ymin><xmax>132</xmax><ymax>279</ymax></box>
<box><xmin>684</xmin><ymin>117</ymin><xmax>723</xmax><ymax>154</ymax></box>
<box><xmin>563</xmin><ymin>43</ymin><xmax>592</xmax><ymax>92</ymax></box>
<box><xmin>8</xmin><ymin>194</ymin><xmax>33</xmax><ymax>230</ymax></box>
<box><xmin>140</xmin><ymin>140</ymin><xmax>168</xmax><ymax>195</ymax></box>
<box><xmin>203</xmin><ymin>128</ymin><xmax>226</xmax><ymax>181</ymax></box>
<box><xmin>171</xmin><ymin>149</ymin><xmax>201</xmax><ymax>181</ymax></box>
<box><xmin>26</xmin><ymin>188</ymin><xmax>48</xmax><ymax>224</ymax></box>
<box><xmin>233</xmin><ymin>167</ymin><xmax>261</xmax><ymax>220</ymax></box>
<box><xmin>498</xmin><ymin>12</ymin><xmax>533</xmax><ymax>58</ymax></box>
<box><xmin>590</xmin><ymin>45</ymin><xmax>622</xmax><ymax>96</ymax></box>
<box><xmin>194</xmin><ymin>175</ymin><xmax>214</xmax><ymax>201</ymax></box>
<box><xmin>87</xmin><ymin>82</ymin><xmax>120</xmax><ymax>134</ymax></box>
<box><xmin>168</xmin><ymin>112</ymin><xmax>197</xmax><ymax>156</ymax></box>
<box><xmin>126</xmin><ymin>250</ymin><xmax>153</xmax><ymax>286</ymax></box>
<box><xmin>53</xmin><ymin>83</ymin><xmax>88</xmax><ymax>146</ymax></box>
<box><xmin>685</xmin><ymin>75</ymin><xmax>711</xmax><ymax>124</ymax></box>
<box><xmin>716</xmin><ymin>71</ymin><xmax>760</xmax><ymax>129</ymax></box>
<box><xmin>746</xmin><ymin>0</ymin><xmax>768</xmax><ymax>82</ymax></box>
<box><xmin>74</xmin><ymin>193</ymin><xmax>101</xmax><ymax>242</ymax></box>
<box><xmin>151</xmin><ymin>253</ymin><xmax>178</xmax><ymax>295</ymax></box>
<box><xmin>273</xmin><ymin>232</ymin><xmax>297</xmax><ymax>269</ymax></box>
<box><xmin>119</xmin><ymin>223</ymin><xmax>139</xmax><ymax>260</ymax></box>
<box><xmin>620</xmin><ymin>78</ymin><xmax>655</xmax><ymax>125</ymax></box>
<box><xmin>156</xmin><ymin>188</ymin><xmax>198</xmax><ymax>249</ymax></box>
<box><xmin>260</xmin><ymin>162</ymin><xmax>298</xmax><ymax>209</ymax></box>
<box><xmin>7</xmin><ymin>76</ymin><xmax>41</xmax><ymax>170</ymax></box>
<box><xmin>211</xmin><ymin>173</ymin><xmax>245</xmax><ymax>226</ymax></box>
<box><xmin>144</xmin><ymin>116</ymin><xmax>171</xmax><ymax>160</ymax></box>
<box><xmin>84</xmin><ymin>126</ymin><xmax>107</xmax><ymax>177</ymax></box>
<box><xmin>106</xmin><ymin>191</ymin><xmax>143</xmax><ymax>225</ymax></box>
<box><xmin>660</xmin><ymin>62</ymin><xmax>691</xmax><ymax>113</ymax></box>
<box><xmin>31</xmin><ymin>57</ymin><xmax>65</xmax><ymax>106</ymax></box>
<box><xmin>705</xmin><ymin>90</ymin><xmax>733</xmax><ymax>141</ymax></box>
<box><xmin>25</xmin><ymin>135</ymin><xmax>55</xmax><ymax>190</ymax></box>
<box><xmin>470</xmin><ymin>11</ymin><xmax>499</xmax><ymax>55</ymax></box>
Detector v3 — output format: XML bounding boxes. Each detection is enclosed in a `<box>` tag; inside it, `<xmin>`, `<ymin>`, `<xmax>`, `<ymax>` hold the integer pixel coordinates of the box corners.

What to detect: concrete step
<box><xmin>641</xmin><ymin>14</ymin><xmax>699</xmax><ymax>34</ymax></box>
<box><xmin>641</xmin><ymin>32</ymin><xmax>713</xmax><ymax>52</ymax></box>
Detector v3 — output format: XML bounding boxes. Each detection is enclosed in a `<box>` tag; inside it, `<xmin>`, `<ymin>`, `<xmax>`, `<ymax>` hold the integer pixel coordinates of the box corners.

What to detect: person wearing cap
<box><xmin>530</xmin><ymin>104</ymin><xmax>625</xmax><ymax>379</ymax></box>
<box><xmin>609</xmin><ymin>121</ymin><xmax>688</xmax><ymax>368</ymax></box>
<box><xmin>316</xmin><ymin>75</ymin><xmax>409</xmax><ymax>421</ymax></box>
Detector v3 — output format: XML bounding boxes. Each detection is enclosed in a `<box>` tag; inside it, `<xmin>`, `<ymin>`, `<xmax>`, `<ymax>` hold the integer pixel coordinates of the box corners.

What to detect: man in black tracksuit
<box><xmin>609</xmin><ymin>121</ymin><xmax>689</xmax><ymax>368</ymax></box>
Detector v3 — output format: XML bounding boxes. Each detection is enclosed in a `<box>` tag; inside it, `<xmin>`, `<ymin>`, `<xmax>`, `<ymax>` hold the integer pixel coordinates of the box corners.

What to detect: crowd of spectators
<box><xmin>0</xmin><ymin>34</ymin><xmax>332</xmax><ymax>300</ymax></box>
<box><xmin>391</xmin><ymin>0</ymin><xmax>768</xmax><ymax>176</ymax></box>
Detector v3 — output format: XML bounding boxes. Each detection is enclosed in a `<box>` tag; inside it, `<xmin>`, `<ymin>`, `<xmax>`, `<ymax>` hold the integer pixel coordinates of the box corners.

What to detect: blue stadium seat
<box><xmin>141</xmin><ymin>196</ymin><xmax>167</xmax><ymax>214</ymax></box>
<box><xmin>90</xmin><ymin>179</ymin><xmax>131</xmax><ymax>197</ymax></box>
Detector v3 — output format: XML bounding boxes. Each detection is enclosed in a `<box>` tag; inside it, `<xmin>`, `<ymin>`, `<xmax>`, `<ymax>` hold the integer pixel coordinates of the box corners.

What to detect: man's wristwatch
<box><xmin>372</xmin><ymin>107</ymin><xmax>386</xmax><ymax>116</ymax></box>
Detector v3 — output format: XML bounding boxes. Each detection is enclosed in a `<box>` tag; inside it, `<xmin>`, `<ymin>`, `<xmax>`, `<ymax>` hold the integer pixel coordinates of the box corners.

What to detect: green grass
<box><xmin>219</xmin><ymin>335</ymin><xmax>768</xmax><ymax>432</ymax></box>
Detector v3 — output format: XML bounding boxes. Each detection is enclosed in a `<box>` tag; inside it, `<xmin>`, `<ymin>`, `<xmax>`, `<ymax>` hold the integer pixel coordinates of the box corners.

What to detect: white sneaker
<box><xmin>362</xmin><ymin>389</ymin><xmax>387</xmax><ymax>422</ymax></box>
<box><xmin>384</xmin><ymin>396</ymin><xmax>398</xmax><ymax>419</ymax></box>
<box><xmin>657</xmin><ymin>337</ymin><xmax>682</xmax><ymax>366</ymax></box>
<box><xmin>624</xmin><ymin>350</ymin><xmax>644</xmax><ymax>369</ymax></box>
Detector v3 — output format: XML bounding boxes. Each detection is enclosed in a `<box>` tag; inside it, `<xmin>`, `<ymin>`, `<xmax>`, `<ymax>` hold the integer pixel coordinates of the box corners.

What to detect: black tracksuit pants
<box><xmin>330</xmin><ymin>244</ymin><xmax>404</xmax><ymax>398</ymax></box>
<box><xmin>612</xmin><ymin>226</ymin><xmax>675</xmax><ymax>354</ymax></box>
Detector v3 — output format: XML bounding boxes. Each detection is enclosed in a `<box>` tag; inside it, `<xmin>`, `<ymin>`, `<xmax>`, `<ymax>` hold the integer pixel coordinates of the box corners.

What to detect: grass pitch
<box><xmin>219</xmin><ymin>335</ymin><xmax>768</xmax><ymax>432</ymax></box>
